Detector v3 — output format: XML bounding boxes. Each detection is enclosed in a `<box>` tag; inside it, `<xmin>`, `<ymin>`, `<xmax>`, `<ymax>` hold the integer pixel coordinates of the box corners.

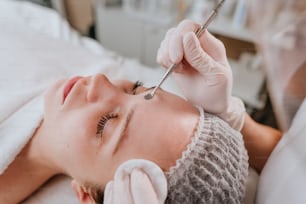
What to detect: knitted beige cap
<box><xmin>165</xmin><ymin>107</ymin><xmax>249</xmax><ymax>204</ymax></box>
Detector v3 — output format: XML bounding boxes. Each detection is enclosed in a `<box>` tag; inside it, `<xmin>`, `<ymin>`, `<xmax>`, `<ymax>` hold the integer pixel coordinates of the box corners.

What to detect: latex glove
<box><xmin>104</xmin><ymin>159</ymin><xmax>168</xmax><ymax>204</ymax></box>
<box><xmin>157</xmin><ymin>20</ymin><xmax>245</xmax><ymax>131</ymax></box>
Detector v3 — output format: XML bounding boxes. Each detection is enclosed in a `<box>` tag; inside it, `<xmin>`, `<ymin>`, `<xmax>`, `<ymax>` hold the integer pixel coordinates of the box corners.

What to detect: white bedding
<box><xmin>0</xmin><ymin>1</ymin><xmax>258</xmax><ymax>203</ymax></box>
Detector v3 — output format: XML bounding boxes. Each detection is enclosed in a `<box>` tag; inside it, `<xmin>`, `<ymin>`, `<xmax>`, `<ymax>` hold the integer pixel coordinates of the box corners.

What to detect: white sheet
<box><xmin>0</xmin><ymin>1</ymin><xmax>258</xmax><ymax>203</ymax></box>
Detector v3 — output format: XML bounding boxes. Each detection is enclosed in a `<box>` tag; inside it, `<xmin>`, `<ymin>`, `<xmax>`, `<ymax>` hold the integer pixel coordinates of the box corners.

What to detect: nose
<box><xmin>87</xmin><ymin>74</ymin><xmax>120</xmax><ymax>102</ymax></box>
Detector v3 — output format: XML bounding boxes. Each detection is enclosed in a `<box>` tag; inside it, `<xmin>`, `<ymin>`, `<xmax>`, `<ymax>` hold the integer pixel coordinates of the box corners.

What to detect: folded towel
<box><xmin>0</xmin><ymin>0</ymin><xmax>125</xmax><ymax>175</ymax></box>
<box><xmin>0</xmin><ymin>95</ymin><xmax>44</xmax><ymax>174</ymax></box>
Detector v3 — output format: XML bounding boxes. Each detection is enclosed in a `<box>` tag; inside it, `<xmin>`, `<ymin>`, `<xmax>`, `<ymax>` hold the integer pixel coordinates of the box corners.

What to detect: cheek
<box><xmin>61</xmin><ymin>125</ymin><xmax>100</xmax><ymax>170</ymax></box>
<box><xmin>67</xmin><ymin>120</ymin><xmax>98</xmax><ymax>148</ymax></box>
<box><xmin>125</xmin><ymin>111</ymin><xmax>166</xmax><ymax>154</ymax></box>
<box><xmin>57</xmin><ymin>114</ymin><xmax>99</xmax><ymax>156</ymax></box>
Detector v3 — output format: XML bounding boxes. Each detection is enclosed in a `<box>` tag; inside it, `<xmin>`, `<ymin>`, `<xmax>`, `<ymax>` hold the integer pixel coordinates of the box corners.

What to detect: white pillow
<box><xmin>256</xmin><ymin>99</ymin><xmax>306</xmax><ymax>204</ymax></box>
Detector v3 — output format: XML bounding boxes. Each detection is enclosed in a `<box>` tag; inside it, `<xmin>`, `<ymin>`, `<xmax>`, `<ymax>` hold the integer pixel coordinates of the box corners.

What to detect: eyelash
<box><xmin>96</xmin><ymin>113</ymin><xmax>118</xmax><ymax>137</ymax></box>
<box><xmin>132</xmin><ymin>80</ymin><xmax>143</xmax><ymax>94</ymax></box>
<box><xmin>96</xmin><ymin>80</ymin><xmax>142</xmax><ymax>137</ymax></box>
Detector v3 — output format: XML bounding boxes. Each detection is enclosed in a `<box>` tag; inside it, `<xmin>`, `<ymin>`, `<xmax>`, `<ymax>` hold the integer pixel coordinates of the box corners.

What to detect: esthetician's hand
<box><xmin>157</xmin><ymin>20</ymin><xmax>245</xmax><ymax>131</ymax></box>
<box><xmin>104</xmin><ymin>159</ymin><xmax>167</xmax><ymax>204</ymax></box>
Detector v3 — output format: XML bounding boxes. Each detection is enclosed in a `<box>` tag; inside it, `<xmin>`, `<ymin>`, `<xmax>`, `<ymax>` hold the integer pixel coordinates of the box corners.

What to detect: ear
<box><xmin>71</xmin><ymin>180</ymin><xmax>95</xmax><ymax>204</ymax></box>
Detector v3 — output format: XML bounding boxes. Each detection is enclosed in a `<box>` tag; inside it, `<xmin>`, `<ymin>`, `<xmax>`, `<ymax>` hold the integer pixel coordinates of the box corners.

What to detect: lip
<box><xmin>63</xmin><ymin>76</ymin><xmax>83</xmax><ymax>103</ymax></box>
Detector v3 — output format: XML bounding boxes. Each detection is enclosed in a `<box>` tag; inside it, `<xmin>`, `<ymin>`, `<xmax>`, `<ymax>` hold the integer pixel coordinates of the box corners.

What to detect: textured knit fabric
<box><xmin>165</xmin><ymin>107</ymin><xmax>249</xmax><ymax>204</ymax></box>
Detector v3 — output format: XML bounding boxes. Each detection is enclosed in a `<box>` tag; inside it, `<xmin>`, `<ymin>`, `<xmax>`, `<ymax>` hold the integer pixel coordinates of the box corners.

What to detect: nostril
<box><xmin>82</xmin><ymin>76</ymin><xmax>91</xmax><ymax>86</ymax></box>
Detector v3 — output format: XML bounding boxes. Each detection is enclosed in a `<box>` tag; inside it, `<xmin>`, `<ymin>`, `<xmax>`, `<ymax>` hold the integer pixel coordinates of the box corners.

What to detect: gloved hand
<box><xmin>104</xmin><ymin>159</ymin><xmax>168</xmax><ymax>204</ymax></box>
<box><xmin>157</xmin><ymin>20</ymin><xmax>245</xmax><ymax>131</ymax></box>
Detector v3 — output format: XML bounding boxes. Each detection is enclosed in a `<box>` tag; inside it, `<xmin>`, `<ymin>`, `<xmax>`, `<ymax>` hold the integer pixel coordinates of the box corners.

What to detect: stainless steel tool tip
<box><xmin>144</xmin><ymin>93</ymin><xmax>153</xmax><ymax>100</ymax></box>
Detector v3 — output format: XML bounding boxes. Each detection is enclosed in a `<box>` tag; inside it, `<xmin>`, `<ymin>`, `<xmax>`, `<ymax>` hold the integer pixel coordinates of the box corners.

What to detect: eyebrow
<box><xmin>112</xmin><ymin>106</ymin><xmax>135</xmax><ymax>155</ymax></box>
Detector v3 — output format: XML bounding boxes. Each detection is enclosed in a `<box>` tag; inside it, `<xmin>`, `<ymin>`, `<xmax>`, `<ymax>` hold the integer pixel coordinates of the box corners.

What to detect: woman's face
<box><xmin>43</xmin><ymin>74</ymin><xmax>198</xmax><ymax>188</ymax></box>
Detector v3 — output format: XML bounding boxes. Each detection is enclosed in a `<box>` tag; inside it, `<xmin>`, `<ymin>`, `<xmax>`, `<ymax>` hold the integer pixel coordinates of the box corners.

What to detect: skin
<box><xmin>241</xmin><ymin>113</ymin><xmax>282</xmax><ymax>173</ymax></box>
<box><xmin>0</xmin><ymin>74</ymin><xmax>199</xmax><ymax>204</ymax></box>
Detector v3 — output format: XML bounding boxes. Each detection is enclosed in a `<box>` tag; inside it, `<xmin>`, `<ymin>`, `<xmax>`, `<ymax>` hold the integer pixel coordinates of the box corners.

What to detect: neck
<box><xmin>0</xmin><ymin>121</ymin><xmax>61</xmax><ymax>203</ymax></box>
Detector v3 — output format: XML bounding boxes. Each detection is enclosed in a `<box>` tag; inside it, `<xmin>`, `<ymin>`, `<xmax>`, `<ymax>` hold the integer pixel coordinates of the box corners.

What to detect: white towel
<box><xmin>0</xmin><ymin>95</ymin><xmax>44</xmax><ymax>174</ymax></box>
<box><xmin>0</xmin><ymin>0</ymin><xmax>124</xmax><ymax>175</ymax></box>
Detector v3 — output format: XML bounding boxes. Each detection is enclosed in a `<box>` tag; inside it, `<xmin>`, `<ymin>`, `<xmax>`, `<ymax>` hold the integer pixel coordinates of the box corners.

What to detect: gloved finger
<box><xmin>198</xmin><ymin>30</ymin><xmax>227</xmax><ymax>62</ymax></box>
<box><xmin>157</xmin><ymin>28</ymin><xmax>175</xmax><ymax>67</ymax></box>
<box><xmin>104</xmin><ymin>181</ymin><xmax>114</xmax><ymax>204</ymax></box>
<box><xmin>131</xmin><ymin>170</ymin><xmax>161</xmax><ymax>204</ymax></box>
<box><xmin>183</xmin><ymin>32</ymin><xmax>219</xmax><ymax>74</ymax></box>
<box><xmin>172</xmin><ymin>63</ymin><xmax>185</xmax><ymax>73</ymax></box>
<box><xmin>169</xmin><ymin>19</ymin><xmax>199</xmax><ymax>64</ymax></box>
<box><xmin>156</xmin><ymin>40</ymin><xmax>168</xmax><ymax>68</ymax></box>
<box><xmin>113</xmin><ymin>173</ymin><xmax>133</xmax><ymax>203</ymax></box>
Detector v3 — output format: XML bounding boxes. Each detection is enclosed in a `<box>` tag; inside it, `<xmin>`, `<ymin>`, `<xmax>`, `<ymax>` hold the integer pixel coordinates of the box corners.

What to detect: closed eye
<box><xmin>96</xmin><ymin>113</ymin><xmax>118</xmax><ymax>137</ymax></box>
<box><xmin>132</xmin><ymin>80</ymin><xmax>144</xmax><ymax>95</ymax></box>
